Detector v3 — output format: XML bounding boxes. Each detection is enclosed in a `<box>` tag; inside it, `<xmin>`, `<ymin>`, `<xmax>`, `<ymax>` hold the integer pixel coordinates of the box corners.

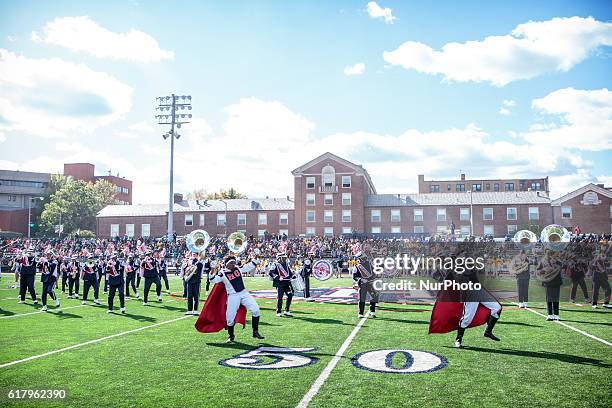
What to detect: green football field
<box><xmin>0</xmin><ymin>275</ymin><xmax>610</xmax><ymax>408</ymax></box>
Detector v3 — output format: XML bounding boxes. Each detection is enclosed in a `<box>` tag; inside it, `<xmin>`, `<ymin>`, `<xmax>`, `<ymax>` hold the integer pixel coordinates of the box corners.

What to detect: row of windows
<box><xmin>184</xmin><ymin>213</ymin><xmax>289</xmax><ymax>227</ymax></box>
<box><xmin>306</xmin><ymin>210</ymin><xmax>352</xmax><ymax>223</ymax></box>
<box><xmin>369</xmin><ymin>207</ymin><xmax>540</xmax><ymax>222</ymax></box>
<box><xmin>110</xmin><ymin>223</ymin><xmax>290</xmax><ymax>238</ymax></box>
<box><xmin>306</xmin><ymin>193</ymin><xmax>351</xmax><ymax>206</ymax></box>
<box><xmin>114</xmin><ymin>186</ymin><xmax>130</xmax><ymax>194</ymax></box>
<box><xmin>0</xmin><ymin>179</ymin><xmax>47</xmax><ymax>189</ymax></box>
<box><xmin>303</xmin><ymin>225</ymin><xmax>518</xmax><ymax>236</ymax></box>
<box><xmin>429</xmin><ymin>182</ymin><xmax>542</xmax><ymax>193</ymax></box>
<box><xmin>306</xmin><ymin>175</ymin><xmax>351</xmax><ymax>189</ymax></box>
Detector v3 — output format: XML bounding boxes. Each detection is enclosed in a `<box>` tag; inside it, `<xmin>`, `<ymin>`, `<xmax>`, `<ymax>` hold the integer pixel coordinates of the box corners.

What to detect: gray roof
<box><xmin>366</xmin><ymin>191</ymin><xmax>550</xmax><ymax>207</ymax></box>
<box><xmin>97</xmin><ymin>198</ymin><xmax>294</xmax><ymax>218</ymax></box>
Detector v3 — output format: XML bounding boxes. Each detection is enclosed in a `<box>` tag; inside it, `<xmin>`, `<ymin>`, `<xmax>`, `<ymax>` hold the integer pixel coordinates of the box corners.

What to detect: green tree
<box><xmin>40</xmin><ymin>178</ymin><xmax>116</xmax><ymax>235</ymax></box>
<box><xmin>206</xmin><ymin>188</ymin><xmax>247</xmax><ymax>200</ymax></box>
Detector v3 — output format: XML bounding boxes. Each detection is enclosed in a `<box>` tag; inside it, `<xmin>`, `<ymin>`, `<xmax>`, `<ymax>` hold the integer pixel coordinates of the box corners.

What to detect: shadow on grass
<box><xmin>0</xmin><ymin>309</ymin><xmax>15</xmax><ymax>316</ymax></box>
<box><xmin>559</xmin><ymin>319</ymin><xmax>612</xmax><ymax>327</ymax></box>
<box><xmin>52</xmin><ymin>311</ymin><xmax>83</xmax><ymax>319</ymax></box>
<box><xmin>499</xmin><ymin>321</ymin><xmax>541</xmax><ymax>327</ymax></box>
<box><xmin>291</xmin><ymin>316</ymin><xmax>354</xmax><ymax>326</ymax></box>
<box><xmin>528</xmin><ymin>306</ymin><xmax>609</xmax><ymax>315</ymax></box>
<box><xmin>377</xmin><ymin>317</ymin><xmax>429</xmax><ymax>325</ymax></box>
<box><xmin>119</xmin><ymin>313</ymin><xmax>157</xmax><ymax>323</ymax></box>
<box><xmin>445</xmin><ymin>346</ymin><xmax>612</xmax><ymax>368</ymax></box>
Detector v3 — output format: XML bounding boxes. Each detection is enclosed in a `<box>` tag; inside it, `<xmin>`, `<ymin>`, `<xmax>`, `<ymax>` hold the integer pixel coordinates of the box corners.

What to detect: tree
<box><xmin>40</xmin><ymin>178</ymin><xmax>116</xmax><ymax>235</ymax></box>
<box><xmin>185</xmin><ymin>188</ymin><xmax>208</xmax><ymax>200</ymax></box>
<box><xmin>207</xmin><ymin>188</ymin><xmax>247</xmax><ymax>200</ymax></box>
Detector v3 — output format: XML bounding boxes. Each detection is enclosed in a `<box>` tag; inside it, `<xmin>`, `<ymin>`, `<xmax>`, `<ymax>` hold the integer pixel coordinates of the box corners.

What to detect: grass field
<box><xmin>0</xmin><ymin>275</ymin><xmax>610</xmax><ymax>408</ymax></box>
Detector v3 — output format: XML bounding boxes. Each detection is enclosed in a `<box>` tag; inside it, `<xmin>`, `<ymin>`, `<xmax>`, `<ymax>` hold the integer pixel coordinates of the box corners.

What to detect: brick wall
<box><xmin>553</xmin><ymin>192</ymin><xmax>611</xmax><ymax>234</ymax></box>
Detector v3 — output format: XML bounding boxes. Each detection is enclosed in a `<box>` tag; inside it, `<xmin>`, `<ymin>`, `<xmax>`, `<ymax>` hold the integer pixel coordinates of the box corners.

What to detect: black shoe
<box><xmin>455</xmin><ymin>326</ymin><xmax>465</xmax><ymax>348</ymax></box>
<box><xmin>253</xmin><ymin>331</ymin><xmax>265</xmax><ymax>339</ymax></box>
<box><xmin>226</xmin><ymin>324</ymin><xmax>235</xmax><ymax>343</ymax></box>
<box><xmin>484</xmin><ymin>315</ymin><xmax>500</xmax><ymax>341</ymax></box>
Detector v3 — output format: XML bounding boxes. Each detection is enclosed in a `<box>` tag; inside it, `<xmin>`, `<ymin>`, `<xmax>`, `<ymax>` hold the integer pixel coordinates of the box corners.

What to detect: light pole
<box><xmin>155</xmin><ymin>94</ymin><xmax>192</xmax><ymax>241</ymax></box>
<box><xmin>27</xmin><ymin>196</ymin><xmax>43</xmax><ymax>239</ymax></box>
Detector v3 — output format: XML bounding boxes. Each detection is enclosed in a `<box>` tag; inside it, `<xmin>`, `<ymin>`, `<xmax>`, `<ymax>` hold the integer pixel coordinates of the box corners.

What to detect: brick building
<box><xmin>551</xmin><ymin>183</ymin><xmax>612</xmax><ymax>234</ymax></box>
<box><xmin>0</xmin><ymin>169</ymin><xmax>50</xmax><ymax>235</ymax></box>
<box><xmin>418</xmin><ymin>173</ymin><xmax>549</xmax><ymax>194</ymax></box>
<box><xmin>64</xmin><ymin>163</ymin><xmax>132</xmax><ymax>204</ymax></box>
<box><xmin>96</xmin><ymin>152</ymin><xmax>602</xmax><ymax>238</ymax></box>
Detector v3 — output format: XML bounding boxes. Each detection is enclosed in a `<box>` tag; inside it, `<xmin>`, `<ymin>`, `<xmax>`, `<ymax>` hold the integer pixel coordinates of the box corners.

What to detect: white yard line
<box><xmin>515</xmin><ymin>302</ymin><xmax>611</xmax><ymax>347</ymax></box>
<box><xmin>0</xmin><ymin>315</ymin><xmax>190</xmax><ymax>369</ymax></box>
<box><xmin>0</xmin><ymin>304</ymin><xmax>86</xmax><ymax>319</ymax></box>
<box><xmin>296</xmin><ymin>317</ymin><xmax>368</xmax><ymax>408</ymax></box>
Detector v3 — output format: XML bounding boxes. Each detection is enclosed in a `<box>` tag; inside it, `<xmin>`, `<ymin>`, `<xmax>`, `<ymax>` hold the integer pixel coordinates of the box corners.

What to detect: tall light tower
<box><xmin>155</xmin><ymin>94</ymin><xmax>192</xmax><ymax>240</ymax></box>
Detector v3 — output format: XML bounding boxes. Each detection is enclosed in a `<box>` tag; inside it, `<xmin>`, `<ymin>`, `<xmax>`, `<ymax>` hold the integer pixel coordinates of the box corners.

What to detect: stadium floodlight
<box><xmin>155</xmin><ymin>94</ymin><xmax>192</xmax><ymax>240</ymax></box>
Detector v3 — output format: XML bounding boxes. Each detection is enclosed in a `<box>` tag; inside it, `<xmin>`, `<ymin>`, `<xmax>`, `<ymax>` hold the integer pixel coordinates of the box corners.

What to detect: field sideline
<box><xmin>0</xmin><ymin>276</ymin><xmax>610</xmax><ymax>408</ymax></box>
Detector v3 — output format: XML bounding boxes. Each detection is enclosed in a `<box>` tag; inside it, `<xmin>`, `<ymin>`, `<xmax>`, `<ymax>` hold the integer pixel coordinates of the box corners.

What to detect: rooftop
<box><xmin>366</xmin><ymin>191</ymin><xmax>551</xmax><ymax>207</ymax></box>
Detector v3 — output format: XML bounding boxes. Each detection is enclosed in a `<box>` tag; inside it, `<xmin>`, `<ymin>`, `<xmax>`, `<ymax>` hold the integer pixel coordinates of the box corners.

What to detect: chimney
<box><xmin>173</xmin><ymin>193</ymin><xmax>183</xmax><ymax>204</ymax></box>
<box><xmin>597</xmin><ymin>183</ymin><xmax>604</xmax><ymax>188</ymax></box>
<box><xmin>460</xmin><ymin>173</ymin><xmax>466</xmax><ymax>181</ymax></box>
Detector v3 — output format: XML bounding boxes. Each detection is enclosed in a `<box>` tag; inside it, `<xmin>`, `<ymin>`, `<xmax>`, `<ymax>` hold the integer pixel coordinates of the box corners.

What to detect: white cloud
<box><xmin>0</xmin><ymin>49</ymin><xmax>133</xmax><ymax>139</ymax></box>
<box><xmin>32</xmin><ymin>16</ymin><xmax>174</xmax><ymax>62</ymax></box>
<box><xmin>524</xmin><ymin>87</ymin><xmax>612</xmax><ymax>150</ymax></box>
<box><xmin>383</xmin><ymin>16</ymin><xmax>612</xmax><ymax>86</ymax></box>
<box><xmin>129</xmin><ymin>121</ymin><xmax>155</xmax><ymax>133</ymax></box>
<box><xmin>344</xmin><ymin>62</ymin><xmax>365</xmax><ymax>76</ymax></box>
<box><xmin>503</xmin><ymin>99</ymin><xmax>516</xmax><ymax>107</ymax></box>
<box><xmin>0</xmin><ymin>131</ymin><xmax>6</xmax><ymax>142</ymax></box>
<box><xmin>498</xmin><ymin>99</ymin><xmax>516</xmax><ymax>115</ymax></box>
<box><xmin>367</xmin><ymin>2</ymin><xmax>396</xmax><ymax>24</ymax></box>
<box><xmin>498</xmin><ymin>108</ymin><xmax>511</xmax><ymax>116</ymax></box>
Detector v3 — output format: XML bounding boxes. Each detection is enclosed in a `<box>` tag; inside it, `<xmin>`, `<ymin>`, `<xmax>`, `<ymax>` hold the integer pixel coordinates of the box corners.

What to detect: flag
<box><xmin>428</xmin><ymin>288</ymin><xmax>502</xmax><ymax>334</ymax></box>
<box><xmin>195</xmin><ymin>283</ymin><xmax>246</xmax><ymax>333</ymax></box>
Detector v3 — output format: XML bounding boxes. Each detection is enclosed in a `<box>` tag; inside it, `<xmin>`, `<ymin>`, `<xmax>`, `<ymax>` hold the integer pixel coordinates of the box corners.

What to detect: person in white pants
<box><xmin>456</xmin><ymin>300</ymin><xmax>502</xmax><ymax>348</ymax></box>
<box><xmin>212</xmin><ymin>255</ymin><xmax>265</xmax><ymax>343</ymax></box>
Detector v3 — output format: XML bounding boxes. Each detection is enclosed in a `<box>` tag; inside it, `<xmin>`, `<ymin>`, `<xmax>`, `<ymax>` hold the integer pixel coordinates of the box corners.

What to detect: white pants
<box><xmin>460</xmin><ymin>301</ymin><xmax>501</xmax><ymax>329</ymax></box>
<box><xmin>226</xmin><ymin>290</ymin><xmax>260</xmax><ymax>326</ymax></box>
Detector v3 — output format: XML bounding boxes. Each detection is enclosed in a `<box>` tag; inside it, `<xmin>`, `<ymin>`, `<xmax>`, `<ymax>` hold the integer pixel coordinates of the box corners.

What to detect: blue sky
<box><xmin>0</xmin><ymin>0</ymin><xmax>611</xmax><ymax>203</ymax></box>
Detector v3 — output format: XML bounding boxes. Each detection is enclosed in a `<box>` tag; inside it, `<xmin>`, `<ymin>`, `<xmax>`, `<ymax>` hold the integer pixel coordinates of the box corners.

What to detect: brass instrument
<box><xmin>227</xmin><ymin>231</ymin><xmax>248</xmax><ymax>254</ymax></box>
<box><xmin>513</xmin><ymin>230</ymin><xmax>538</xmax><ymax>250</ymax></box>
<box><xmin>184</xmin><ymin>230</ymin><xmax>212</xmax><ymax>282</ymax></box>
<box><xmin>540</xmin><ymin>224</ymin><xmax>570</xmax><ymax>251</ymax></box>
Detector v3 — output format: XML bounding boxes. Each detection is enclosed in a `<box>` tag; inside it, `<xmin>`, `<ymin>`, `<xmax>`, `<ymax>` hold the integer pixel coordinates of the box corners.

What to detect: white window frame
<box><xmin>342</xmin><ymin>210</ymin><xmax>351</xmax><ymax>223</ymax></box>
<box><xmin>529</xmin><ymin>207</ymin><xmax>539</xmax><ymax>220</ymax></box>
<box><xmin>483</xmin><ymin>208</ymin><xmax>493</xmax><ymax>221</ymax></box>
<box><xmin>341</xmin><ymin>175</ymin><xmax>351</xmax><ymax>188</ymax></box>
<box><xmin>460</xmin><ymin>225</ymin><xmax>470</xmax><ymax>236</ymax></box>
<box><xmin>306</xmin><ymin>193</ymin><xmax>315</xmax><ymax>206</ymax></box>
<box><xmin>436</xmin><ymin>225</ymin><xmax>447</xmax><ymax>233</ymax></box>
<box><xmin>561</xmin><ymin>207</ymin><xmax>572</xmax><ymax>219</ymax></box>
<box><xmin>371</xmin><ymin>209</ymin><xmax>381</xmax><ymax>223</ymax></box>
<box><xmin>125</xmin><ymin>224</ymin><xmax>134</xmax><ymax>238</ymax></box>
<box><xmin>237</xmin><ymin>213</ymin><xmax>246</xmax><ymax>226</ymax></box>
<box><xmin>306</xmin><ymin>210</ymin><xmax>315</xmax><ymax>223</ymax></box>
<box><xmin>110</xmin><ymin>224</ymin><xmax>119</xmax><ymax>237</ymax></box>
<box><xmin>324</xmin><ymin>227</ymin><xmax>334</xmax><ymax>236</ymax></box>
<box><xmin>324</xmin><ymin>210</ymin><xmax>333</xmax><ymax>223</ymax></box>
<box><xmin>217</xmin><ymin>214</ymin><xmax>226</xmax><ymax>226</ymax></box>
<box><xmin>506</xmin><ymin>207</ymin><xmax>517</xmax><ymax>221</ymax></box>
<box><xmin>306</xmin><ymin>227</ymin><xmax>315</xmax><ymax>236</ymax></box>
<box><xmin>484</xmin><ymin>225</ymin><xmax>494</xmax><ymax>236</ymax></box>
<box><xmin>436</xmin><ymin>208</ymin><xmax>446</xmax><ymax>222</ymax></box>
<box><xmin>391</xmin><ymin>226</ymin><xmax>401</xmax><ymax>234</ymax></box>
<box><xmin>185</xmin><ymin>214</ymin><xmax>193</xmax><ymax>226</ymax></box>
<box><xmin>414</xmin><ymin>209</ymin><xmax>423</xmax><ymax>222</ymax></box>
<box><xmin>371</xmin><ymin>226</ymin><xmax>381</xmax><ymax>234</ymax></box>
<box><xmin>199</xmin><ymin>214</ymin><xmax>205</xmax><ymax>226</ymax></box>
<box><xmin>507</xmin><ymin>225</ymin><xmax>517</xmax><ymax>234</ymax></box>
<box><xmin>141</xmin><ymin>224</ymin><xmax>150</xmax><ymax>237</ymax></box>
<box><xmin>279</xmin><ymin>229</ymin><xmax>289</xmax><ymax>236</ymax></box>
<box><xmin>324</xmin><ymin>194</ymin><xmax>333</xmax><ymax>205</ymax></box>
<box><xmin>258</xmin><ymin>213</ymin><xmax>267</xmax><ymax>225</ymax></box>
<box><xmin>414</xmin><ymin>225</ymin><xmax>424</xmax><ymax>234</ymax></box>
<box><xmin>342</xmin><ymin>193</ymin><xmax>351</xmax><ymax>206</ymax></box>
<box><xmin>342</xmin><ymin>227</ymin><xmax>352</xmax><ymax>234</ymax></box>
<box><xmin>306</xmin><ymin>176</ymin><xmax>315</xmax><ymax>189</ymax></box>
<box><xmin>460</xmin><ymin>208</ymin><xmax>470</xmax><ymax>221</ymax></box>
<box><xmin>258</xmin><ymin>229</ymin><xmax>266</xmax><ymax>238</ymax></box>
<box><xmin>391</xmin><ymin>209</ymin><xmax>401</xmax><ymax>222</ymax></box>
<box><xmin>279</xmin><ymin>213</ymin><xmax>288</xmax><ymax>225</ymax></box>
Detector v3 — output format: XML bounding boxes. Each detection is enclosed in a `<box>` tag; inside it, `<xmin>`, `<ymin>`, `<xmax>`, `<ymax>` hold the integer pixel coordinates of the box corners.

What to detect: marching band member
<box><xmin>99</xmin><ymin>256</ymin><xmax>109</xmax><ymax>294</ymax></box>
<box><xmin>352</xmin><ymin>251</ymin><xmax>379</xmax><ymax>318</ymax></box>
<box><xmin>155</xmin><ymin>251</ymin><xmax>170</xmax><ymax>292</ymax></box>
<box><xmin>106</xmin><ymin>254</ymin><xmax>126</xmax><ymax>314</ymax></box>
<box><xmin>208</xmin><ymin>255</ymin><xmax>264</xmax><ymax>343</ymax></box>
<box><xmin>591</xmin><ymin>250</ymin><xmax>611</xmax><ymax>309</ymax></box>
<box><xmin>124</xmin><ymin>254</ymin><xmax>139</xmax><ymax>299</ymax></box>
<box><xmin>184</xmin><ymin>252</ymin><xmax>204</xmax><ymax>315</ymax></box>
<box><xmin>301</xmin><ymin>257</ymin><xmax>313</xmax><ymax>301</ymax></box>
<box><xmin>538</xmin><ymin>248</ymin><xmax>564</xmax><ymax>321</ymax></box>
<box><xmin>135</xmin><ymin>254</ymin><xmax>143</xmax><ymax>289</ymax></box>
<box><xmin>268</xmin><ymin>252</ymin><xmax>294</xmax><ymax>317</ymax></box>
<box><xmin>17</xmin><ymin>249</ymin><xmax>38</xmax><ymax>304</ymax></box>
<box><xmin>39</xmin><ymin>253</ymin><xmax>60</xmax><ymax>311</ymax></box>
<box><xmin>569</xmin><ymin>243</ymin><xmax>590</xmax><ymax>304</ymax></box>
<box><xmin>203</xmin><ymin>256</ymin><xmax>213</xmax><ymax>296</ymax></box>
<box><xmin>510</xmin><ymin>250</ymin><xmax>530</xmax><ymax>308</ymax></box>
<box><xmin>81</xmin><ymin>256</ymin><xmax>101</xmax><ymax>305</ymax></box>
<box><xmin>67</xmin><ymin>256</ymin><xmax>80</xmax><ymax>299</ymax></box>
<box><xmin>60</xmin><ymin>257</ymin><xmax>69</xmax><ymax>293</ymax></box>
<box><xmin>141</xmin><ymin>251</ymin><xmax>162</xmax><ymax>305</ymax></box>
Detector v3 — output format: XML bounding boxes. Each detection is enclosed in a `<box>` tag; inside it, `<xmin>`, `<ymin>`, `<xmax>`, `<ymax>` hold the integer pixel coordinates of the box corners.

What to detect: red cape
<box><xmin>428</xmin><ymin>288</ymin><xmax>502</xmax><ymax>334</ymax></box>
<box><xmin>195</xmin><ymin>283</ymin><xmax>246</xmax><ymax>333</ymax></box>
